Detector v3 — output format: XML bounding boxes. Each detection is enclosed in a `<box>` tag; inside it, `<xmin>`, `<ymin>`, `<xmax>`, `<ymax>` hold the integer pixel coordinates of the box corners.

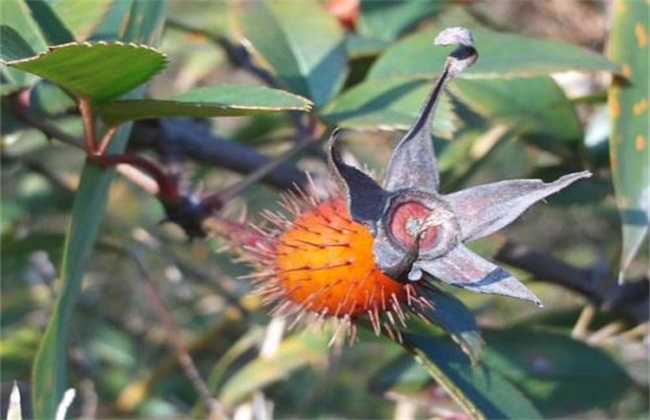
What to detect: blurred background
<box><xmin>1</xmin><ymin>0</ymin><xmax>648</xmax><ymax>418</ymax></box>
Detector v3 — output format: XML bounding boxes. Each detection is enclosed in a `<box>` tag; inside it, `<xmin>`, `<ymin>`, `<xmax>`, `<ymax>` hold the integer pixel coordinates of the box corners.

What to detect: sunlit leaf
<box><xmin>450</xmin><ymin>76</ymin><xmax>583</xmax><ymax>154</ymax></box>
<box><xmin>98</xmin><ymin>85</ymin><xmax>313</xmax><ymax>126</ymax></box>
<box><xmin>321</xmin><ymin>77</ymin><xmax>456</xmax><ymax>138</ymax></box>
<box><xmin>7</xmin><ymin>41</ymin><xmax>166</xmax><ymax>102</ymax></box>
<box><xmin>357</xmin><ymin>0</ymin><xmax>442</xmax><ymax>41</ymax></box>
<box><xmin>218</xmin><ymin>331</ymin><xmax>329</xmax><ymax>407</ymax></box>
<box><xmin>369</xmin><ymin>26</ymin><xmax>620</xmax><ymax>80</ymax></box>
<box><xmin>0</xmin><ymin>0</ymin><xmax>48</xmax><ymax>90</ymax></box>
<box><xmin>233</xmin><ymin>0</ymin><xmax>347</xmax><ymax>107</ymax></box>
<box><xmin>607</xmin><ymin>0</ymin><xmax>650</xmax><ymax>281</ymax></box>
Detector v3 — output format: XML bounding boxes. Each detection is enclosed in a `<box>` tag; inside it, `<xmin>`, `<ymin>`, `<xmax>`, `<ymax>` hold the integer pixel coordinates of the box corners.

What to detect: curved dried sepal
<box><xmin>416</xmin><ymin>245</ymin><xmax>543</xmax><ymax>306</ymax></box>
<box><xmin>327</xmin><ymin>128</ymin><xmax>389</xmax><ymax>230</ymax></box>
<box><xmin>384</xmin><ymin>27</ymin><xmax>478</xmax><ymax>193</ymax></box>
<box><xmin>373</xmin><ymin>221</ymin><xmax>420</xmax><ymax>280</ymax></box>
<box><xmin>445</xmin><ymin>171</ymin><xmax>592</xmax><ymax>242</ymax></box>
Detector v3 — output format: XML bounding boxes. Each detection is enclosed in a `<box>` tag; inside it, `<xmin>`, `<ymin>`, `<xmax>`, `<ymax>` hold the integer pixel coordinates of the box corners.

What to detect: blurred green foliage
<box><xmin>1</xmin><ymin>0</ymin><xmax>647</xmax><ymax>418</ymax></box>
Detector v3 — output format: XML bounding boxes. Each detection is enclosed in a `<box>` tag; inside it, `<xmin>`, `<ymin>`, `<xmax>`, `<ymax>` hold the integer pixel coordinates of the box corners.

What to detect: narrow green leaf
<box><xmin>0</xmin><ymin>0</ymin><xmax>49</xmax><ymax>55</ymax></box>
<box><xmin>90</xmin><ymin>0</ymin><xmax>134</xmax><ymax>40</ymax></box>
<box><xmin>320</xmin><ymin>77</ymin><xmax>456</xmax><ymax>138</ymax></box>
<box><xmin>450</xmin><ymin>76</ymin><xmax>583</xmax><ymax>154</ymax></box>
<box><xmin>8</xmin><ymin>41</ymin><xmax>166</xmax><ymax>102</ymax></box>
<box><xmin>0</xmin><ymin>25</ymin><xmax>37</xmax><ymax>61</ymax></box>
<box><xmin>408</xmin><ymin>285</ymin><xmax>484</xmax><ymax>364</ymax></box>
<box><xmin>98</xmin><ymin>85</ymin><xmax>313</xmax><ymax>126</ymax></box>
<box><xmin>122</xmin><ymin>0</ymin><xmax>166</xmax><ymax>45</ymax></box>
<box><xmin>46</xmin><ymin>0</ymin><xmax>114</xmax><ymax>41</ymax></box>
<box><xmin>30</xmin><ymin>2</ymin><xmax>168</xmax><ymax>417</ymax></box>
<box><xmin>607</xmin><ymin>0</ymin><xmax>650</xmax><ymax>281</ymax></box>
<box><xmin>25</xmin><ymin>0</ymin><xmax>76</xmax><ymax>45</ymax></box>
<box><xmin>369</xmin><ymin>25</ymin><xmax>620</xmax><ymax>80</ymax></box>
<box><xmin>31</xmin><ymin>157</ymin><xmax>126</xmax><ymax>417</ymax></box>
<box><xmin>402</xmin><ymin>333</ymin><xmax>543</xmax><ymax>419</ymax></box>
<box><xmin>234</xmin><ymin>0</ymin><xmax>348</xmax><ymax>107</ymax></box>
<box><xmin>218</xmin><ymin>331</ymin><xmax>329</xmax><ymax>407</ymax></box>
<box><xmin>0</xmin><ymin>0</ymin><xmax>48</xmax><ymax>89</ymax></box>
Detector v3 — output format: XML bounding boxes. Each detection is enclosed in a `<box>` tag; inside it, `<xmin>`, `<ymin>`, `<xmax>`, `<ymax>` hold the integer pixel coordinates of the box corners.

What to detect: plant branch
<box><xmin>129</xmin><ymin>118</ymin><xmax>309</xmax><ymax>190</ymax></box>
<box><xmin>494</xmin><ymin>239</ymin><xmax>649</xmax><ymax>324</ymax></box>
<box><xmin>129</xmin><ymin>247</ymin><xmax>225</xmax><ymax>418</ymax></box>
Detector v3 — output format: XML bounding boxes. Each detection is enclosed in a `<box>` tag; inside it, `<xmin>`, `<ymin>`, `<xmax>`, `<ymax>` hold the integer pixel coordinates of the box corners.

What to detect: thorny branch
<box><xmin>5</xmin><ymin>27</ymin><xmax>646</xmax><ymax>329</ymax></box>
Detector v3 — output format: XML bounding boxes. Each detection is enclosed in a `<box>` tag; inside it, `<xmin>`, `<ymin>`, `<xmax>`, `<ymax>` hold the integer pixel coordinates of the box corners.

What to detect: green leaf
<box><xmin>7</xmin><ymin>41</ymin><xmax>166</xmax><ymax>102</ymax></box>
<box><xmin>218</xmin><ymin>331</ymin><xmax>329</xmax><ymax>407</ymax></box>
<box><xmin>369</xmin><ymin>352</ymin><xmax>431</xmax><ymax>396</ymax></box>
<box><xmin>31</xmin><ymin>158</ymin><xmax>125</xmax><ymax>418</ymax></box>
<box><xmin>368</xmin><ymin>26</ymin><xmax>620</xmax><ymax>81</ymax></box>
<box><xmin>30</xmin><ymin>2</ymin><xmax>168</xmax><ymax>417</ymax></box>
<box><xmin>234</xmin><ymin>0</ymin><xmax>347</xmax><ymax>107</ymax></box>
<box><xmin>402</xmin><ymin>333</ymin><xmax>543</xmax><ymax>419</ymax></box>
<box><xmin>98</xmin><ymin>85</ymin><xmax>313</xmax><ymax>126</ymax></box>
<box><xmin>25</xmin><ymin>0</ymin><xmax>75</xmax><ymax>45</ymax></box>
<box><xmin>409</xmin><ymin>285</ymin><xmax>484</xmax><ymax>364</ymax></box>
<box><xmin>482</xmin><ymin>327</ymin><xmax>633</xmax><ymax>417</ymax></box>
<box><xmin>320</xmin><ymin>77</ymin><xmax>456</xmax><ymax>138</ymax></box>
<box><xmin>450</xmin><ymin>76</ymin><xmax>583</xmax><ymax>153</ymax></box>
<box><xmin>0</xmin><ymin>25</ymin><xmax>37</xmax><ymax>61</ymax></box>
<box><xmin>0</xmin><ymin>0</ymin><xmax>48</xmax><ymax>90</ymax></box>
<box><xmin>0</xmin><ymin>0</ymin><xmax>49</xmax><ymax>55</ymax></box>
<box><xmin>44</xmin><ymin>0</ymin><xmax>114</xmax><ymax>41</ymax></box>
<box><xmin>607</xmin><ymin>0</ymin><xmax>650</xmax><ymax>281</ymax></box>
<box><xmin>357</xmin><ymin>0</ymin><xmax>442</xmax><ymax>41</ymax></box>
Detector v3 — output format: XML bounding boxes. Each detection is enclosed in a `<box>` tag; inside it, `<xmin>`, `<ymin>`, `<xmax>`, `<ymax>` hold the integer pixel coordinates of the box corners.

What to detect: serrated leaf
<box><xmin>450</xmin><ymin>76</ymin><xmax>583</xmax><ymax>154</ymax></box>
<box><xmin>7</xmin><ymin>41</ymin><xmax>166</xmax><ymax>102</ymax></box>
<box><xmin>218</xmin><ymin>331</ymin><xmax>329</xmax><ymax>408</ymax></box>
<box><xmin>233</xmin><ymin>0</ymin><xmax>347</xmax><ymax>107</ymax></box>
<box><xmin>98</xmin><ymin>85</ymin><xmax>313</xmax><ymax>126</ymax></box>
<box><xmin>402</xmin><ymin>333</ymin><xmax>543</xmax><ymax>419</ymax></box>
<box><xmin>321</xmin><ymin>78</ymin><xmax>456</xmax><ymax>139</ymax></box>
<box><xmin>607</xmin><ymin>0</ymin><xmax>650</xmax><ymax>281</ymax></box>
<box><xmin>369</xmin><ymin>25</ymin><xmax>620</xmax><ymax>81</ymax></box>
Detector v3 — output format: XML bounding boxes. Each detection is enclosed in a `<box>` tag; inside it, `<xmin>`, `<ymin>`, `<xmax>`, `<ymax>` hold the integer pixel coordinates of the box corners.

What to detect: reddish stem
<box><xmin>91</xmin><ymin>154</ymin><xmax>179</xmax><ymax>201</ymax></box>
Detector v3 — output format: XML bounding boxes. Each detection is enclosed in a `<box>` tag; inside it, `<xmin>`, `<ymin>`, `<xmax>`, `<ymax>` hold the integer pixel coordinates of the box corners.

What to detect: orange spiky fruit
<box><xmin>274</xmin><ymin>198</ymin><xmax>406</xmax><ymax>317</ymax></box>
<box><xmin>214</xmin><ymin>189</ymin><xmax>434</xmax><ymax>339</ymax></box>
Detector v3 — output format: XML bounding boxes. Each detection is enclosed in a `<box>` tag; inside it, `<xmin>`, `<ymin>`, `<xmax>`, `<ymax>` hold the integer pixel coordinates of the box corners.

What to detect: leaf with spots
<box><xmin>607</xmin><ymin>0</ymin><xmax>650</xmax><ymax>281</ymax></box>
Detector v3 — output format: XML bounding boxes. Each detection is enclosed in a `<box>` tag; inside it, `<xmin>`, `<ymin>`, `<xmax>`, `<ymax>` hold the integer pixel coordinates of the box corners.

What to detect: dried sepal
<box><xmin>326</xmin><ymin>27</ymin><xmax>592</xmax><ymax>305</ymax></box>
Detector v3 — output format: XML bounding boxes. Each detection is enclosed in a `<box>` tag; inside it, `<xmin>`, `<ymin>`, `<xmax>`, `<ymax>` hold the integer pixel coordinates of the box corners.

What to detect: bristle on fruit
<box><xmin>214</xmin><ymin>188</ymin><xmax>436</xmax><ymax>341</ymax></box>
